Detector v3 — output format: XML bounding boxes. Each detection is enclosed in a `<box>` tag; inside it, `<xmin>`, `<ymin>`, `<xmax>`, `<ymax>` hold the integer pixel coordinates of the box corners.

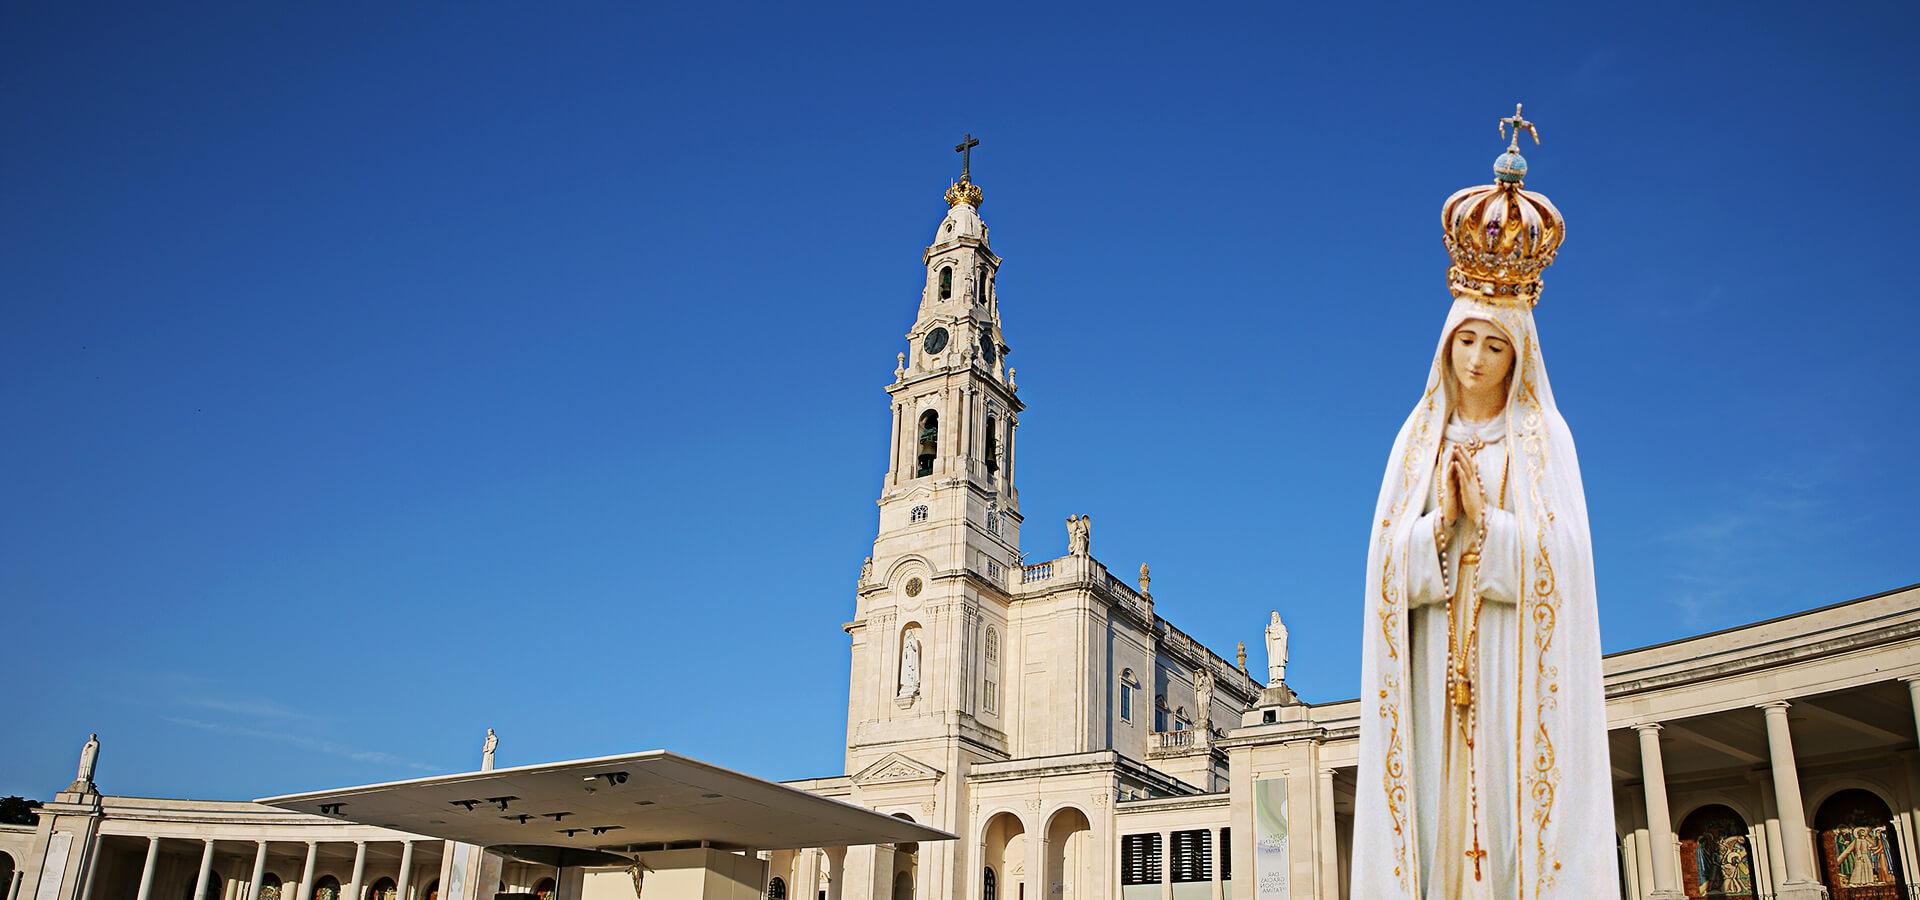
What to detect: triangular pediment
<box><xmin>851</xmin><ymin>752</ymin><xmax>943</xmax><ymax>786</ymax></box>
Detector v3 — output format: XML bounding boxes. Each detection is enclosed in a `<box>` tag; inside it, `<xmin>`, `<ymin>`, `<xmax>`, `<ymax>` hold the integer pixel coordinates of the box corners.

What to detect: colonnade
<box><xmin>123</xmin><ymin>838</ymin><xmax>423</xmax><ymax>900</ymax></box>
<box><xmin>1622</xmin><ymin>681</ymin><xmax>1920</xmax><ymax>900</ymax></box>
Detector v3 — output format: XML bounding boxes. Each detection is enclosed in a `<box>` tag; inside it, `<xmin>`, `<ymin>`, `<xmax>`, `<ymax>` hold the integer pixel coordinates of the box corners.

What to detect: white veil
<box><xmin>1350</xmin><ymin>296</ymin><xmax>1617</xmax><ymax>898</ymax></box>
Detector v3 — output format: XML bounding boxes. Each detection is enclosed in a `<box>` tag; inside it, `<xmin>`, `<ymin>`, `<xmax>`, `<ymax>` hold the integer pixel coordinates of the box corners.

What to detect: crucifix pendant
<box><xmin>1467</xmin><ymin>843</ymin><xmax>1487</xmax><ymax>881</ymax></box>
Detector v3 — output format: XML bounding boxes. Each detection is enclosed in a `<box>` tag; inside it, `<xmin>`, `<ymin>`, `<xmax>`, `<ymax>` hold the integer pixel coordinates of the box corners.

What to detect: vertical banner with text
<box><xmin>1254</xmin><ymin>777</ymin><xmax>1291</xmax><ymax>899</ymax></box>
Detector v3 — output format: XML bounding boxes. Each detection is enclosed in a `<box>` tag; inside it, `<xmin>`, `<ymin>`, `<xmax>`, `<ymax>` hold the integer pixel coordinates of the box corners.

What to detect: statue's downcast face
<box><xmin>1447</xmin><ymin>318</ymin><xmax>1515</xmax><ymax>410</ymax></box>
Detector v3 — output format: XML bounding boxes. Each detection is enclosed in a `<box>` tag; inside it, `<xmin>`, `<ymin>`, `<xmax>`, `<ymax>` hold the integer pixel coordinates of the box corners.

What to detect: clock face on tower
<box><xmin>923</xmin><ymin>327</ymin><xmax>949</xmax><ymax>354</ymax></box>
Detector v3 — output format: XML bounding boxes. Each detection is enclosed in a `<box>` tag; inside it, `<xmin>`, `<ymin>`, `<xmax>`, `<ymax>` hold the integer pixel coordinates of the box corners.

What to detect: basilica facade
<box><xmin>4</xmin><ymin>172</ymin><xmax>1918</xmax><ymax>900</ymax></box>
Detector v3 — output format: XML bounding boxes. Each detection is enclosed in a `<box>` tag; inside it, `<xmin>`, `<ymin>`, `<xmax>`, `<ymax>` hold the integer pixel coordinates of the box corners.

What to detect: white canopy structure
<box><xmin>258</xmin><ymin>750</ymin><xmax>951</xmax><ymax>853</ymax></box>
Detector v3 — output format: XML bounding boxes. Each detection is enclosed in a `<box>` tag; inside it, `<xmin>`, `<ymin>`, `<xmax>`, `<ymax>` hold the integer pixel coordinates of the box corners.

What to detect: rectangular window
<box><xmin>1120</xmin><ymin>685</ymin><xmax>1132</xmax><ymax>722</ymax></box>
<box><xmin>983</xmin><ymin>681</ymin><xmax>998</xmax><ymax>714</ymax></box>
<box><xmin>1219</xmin><ymin>828</ymin><xmax>1231</xmax><ymax>882</ymax></box>
<box><xmin>1121</xmin><ymin>834</ymin><xmax>1162</xmax><ymax>886</ymax></box>
<box><xmin>1170</xmin><ymin>829</ymin><xmax>1212</xmax><ymax>883</ymax></box>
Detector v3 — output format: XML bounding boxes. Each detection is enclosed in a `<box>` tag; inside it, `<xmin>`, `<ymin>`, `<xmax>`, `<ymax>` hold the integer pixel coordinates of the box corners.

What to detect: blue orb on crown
<box><xmin>1493</xmin><ymin>150</ymin><xmax>1529</xmax><ymax>184</ymax></box>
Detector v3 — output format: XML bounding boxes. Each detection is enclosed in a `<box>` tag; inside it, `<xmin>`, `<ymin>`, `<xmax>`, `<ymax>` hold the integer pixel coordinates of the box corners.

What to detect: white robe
<box><xmin>1351</xmin><ymin>297</ymin><xmax>1617</xmax><ymax>900</ymax></box>
<box><xmin>1406</xmin><ymin>413</ymin><xmax>1521</xmax><ymax>898</ymax></box>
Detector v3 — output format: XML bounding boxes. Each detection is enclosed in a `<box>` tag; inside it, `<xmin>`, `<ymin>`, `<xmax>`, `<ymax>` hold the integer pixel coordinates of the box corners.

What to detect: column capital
<box><xmin>306</xmin><ymin>841</ymin><xmax>319</xmax><ymax>848</ymax></box>
<box><xmin>1632</xmin><ymin>721</ymin><xmax>1663</xmax><ymax>733</ymax></box>
<box><xmin>1758</xmin><ymin>699</ymin><xmax>1792</xmax><ymax>711</ymax></box>
<box><xmin>1898</xmin><ymin>673</ymin><xmax>1920</xmax><ymax>683</ymax></box>
<box><xmin>1318</xmin><ymin>767</ymin><xmax>1336</xmax><ymax>778</ymax></box>
<box><xmin>353</xmin><ymin>840</ymin><xmax>367</xmax><ymax>846</ymax></box>
<box><xmin>256</xmin><ymin>839</ymin><xmax>269</xmax><ymax>847</ymax></box>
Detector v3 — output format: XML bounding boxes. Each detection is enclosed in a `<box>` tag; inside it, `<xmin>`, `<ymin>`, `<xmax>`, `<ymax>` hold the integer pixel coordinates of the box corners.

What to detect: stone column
<box><xmin>1754</xmin><ymin>772</ymin><xmax>1788</xmax><ymax>895</ymax></box>
<box><xmin>1760</xmin><ymin>702</ymin><xmax>1825</xmax><ymax>898</ymax></box>
<box><xmin>1903</xmin><ymin>676</ymin><xmax>1920</xmax><ymax>749</ymax></box>
<box><xmin>78</xmin><ymin>830</ymin><xmax>103</xmax><ymax>900</ymax></box>
<box><xmin>396</xmin><ymin>842</ymin><xmax>415</xmax><ymax>900</ymax></box>
<box><xmin>1158</xmin><ymin>830</ymin><xmax>1172</xmax><ymax>900</ymax></box>
<box><xmin>1617</xmin><ymin>832</ymin><xmax>1639</xmax><ymax>899</ymax></box>
<box><xmin>1629</xmin><ymin>788</ymin><xmax>1656</xmax><ymax>899</ymax></box>
<box><xmin>1207</xmin><ymin>827</ymin><xmax>1222</xmax><ymax>900</ymax></box>
<box><xmin>135</xmin><ymin>837</ymin><xmax>163</xmax><ymax>900</ymax></box>
<box><xmin>1317</xmin><ymin>769</ymin><xmax>1337</xmax><ymax>900</ymax></box>
<box><xmin>247</xmin><ymin>842</ymin><xmax>270</xmax><ymax>900</ymax></box>
<box><xmin>346</xmin><ymin>842</ymin><xmax>368</xmax><ymax>900</ymax></box>
<box><xmin>299</xmin><ymin>843</ymin><xmax>319</xmax><ymax>900</ymax></box>
<box><xmin>192</xmin><ymin>839</ymin><xmax>218</xmax><ymax>900</ymax></box>
<box><xmin>1027</xmin><ymin>832</ymin><xmax>1048</xmax><ymax>900</ymax></box>
<box><xmin>1634</xmin><ymin>725</ymin><xmax>1685</xmax><ymax>899</ymax></box>
<box><xmin>1004</xmin><ymin>418</ymin><xmax>1017</xmax><ymax>493</ymax></box>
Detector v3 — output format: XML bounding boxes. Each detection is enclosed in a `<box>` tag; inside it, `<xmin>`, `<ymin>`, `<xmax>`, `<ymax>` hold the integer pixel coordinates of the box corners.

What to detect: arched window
<box><xmin>910</xmin><ymin>505</ymin><xmax>929</xmax><ymax>524</ymax></box>
<box><xmin>767</xmin><ymin>876</ymin><xmax>787</xmax><ymax>899</ymax></box>
<box><xmin>532</xmin><ymin>879</ymin><xmax>555</xmax><ymax>900</ymax></box>
<box><xmin>260</xmin><ymin>874</ymin><xmax>283</xmax><ymax>900</ymax></box>
<box><xmin>985</xmin><ymin>506</ymin><xmax>1000</xmax><ymax>535</ymax></box>
<box><xmin>982</xmin><ymin>868</ymin><xmax>996</xmax><ymax>900</ymax></box>
<box><xmin>982</xmin><ymin>625</ymin><xmax>1001</xmax><ymax>714</ymax></box>
<box><xmin>370</xmin><ymin>878</ymin><xmax>397</xmax><ymax>900</ymax></box>
<box><xmin>423</xmin><ymin>882</ymin><xmax>438</xmax><ymax>900</ymax></box>
<box><xmin>973</xmin><ymin>265</ymin><xmax>984</xmax><ymax>302</ymax></box>
<box><xmin>1120</xmin><ymin>668</ymin><xmax>1137</xmax><ymax>722</ymax></box>
<box><xmin>916</xmin><ymin>411</ymin><xmax>938</xmax><ymax>477</ymax></box>
<box><xmin>939</xmin><ymin>267</ymin><xmax>952</xmax><ymax>300</ymax></box>
<box><xmin>312</xmin><ymin>876</ymin><xmax>340</xmax><ymax>900</ymax></box>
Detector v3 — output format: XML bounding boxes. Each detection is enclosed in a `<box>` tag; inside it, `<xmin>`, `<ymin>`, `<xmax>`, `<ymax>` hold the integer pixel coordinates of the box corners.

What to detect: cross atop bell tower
<box><xmin>954</xmin><ymin>133</ymin><xmax>980</xmax><ymax>181</ymax></box>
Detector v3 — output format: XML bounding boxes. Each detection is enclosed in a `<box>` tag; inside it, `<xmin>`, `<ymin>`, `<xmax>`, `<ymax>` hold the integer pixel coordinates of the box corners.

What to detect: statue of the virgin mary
<box><xmin>1352</xmin><ymin>106</ymin><xmax>1617</xmax><ymax>898</ymax></box>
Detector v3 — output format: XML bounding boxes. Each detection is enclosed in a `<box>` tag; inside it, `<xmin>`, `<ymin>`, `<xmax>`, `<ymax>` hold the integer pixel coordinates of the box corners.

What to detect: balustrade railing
<box><xmin>1151</xmin><ymin>729</ymin><xmax>1197</xmax><ymax>751</ymax></box>
<box><xmin>1022</xmin><ymin>562</ymin><xmax>1053</xmax><ymax>583</ymax></box>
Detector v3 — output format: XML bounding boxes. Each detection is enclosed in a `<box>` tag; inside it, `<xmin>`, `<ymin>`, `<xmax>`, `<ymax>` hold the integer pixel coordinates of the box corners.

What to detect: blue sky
<box><xmin>3</xmin><ymin>3</ymin><xmax>1916</xmax><ymax>800</ymax></box>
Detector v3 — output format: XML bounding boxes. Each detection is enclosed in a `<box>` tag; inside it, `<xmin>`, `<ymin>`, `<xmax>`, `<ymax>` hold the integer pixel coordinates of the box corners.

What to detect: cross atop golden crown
<box><xmin>1441</xmin><ymin>103</ymin><xmax>1566</xmax><ymax>306</ymax></box>
<box><xmin>946</xmin><ymin>132</ymin><xmax>985</xmax><ymax>208</ymax></box>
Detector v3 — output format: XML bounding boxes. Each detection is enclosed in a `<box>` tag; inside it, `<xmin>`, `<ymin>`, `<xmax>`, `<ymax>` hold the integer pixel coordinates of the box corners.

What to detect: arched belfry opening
<box><xmin>984</xmin><ymin>411</ymin><xmax>999</xmax><ymax>479</ymax></box>
<box><xmin>939</xmin><ymin>266</ymin><xmax>953</xmax><ymax>300</ymax></box>
<box><xmin>916</xmin><ymin>411</ymin><xmax>938</xmax><ymax>477</ymax></box>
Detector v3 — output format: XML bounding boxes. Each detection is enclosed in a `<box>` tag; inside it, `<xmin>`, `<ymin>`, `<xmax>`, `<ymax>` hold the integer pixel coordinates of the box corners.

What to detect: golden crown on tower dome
<box><xmin>1441</xmin><ymin>103</ymin><xmax>1566</xmax><ymax>306</ymax></box>
<box><xmin>945</xmin><ymin>177</ymin><xmax>984</xmax><ymax>209</ymax></box>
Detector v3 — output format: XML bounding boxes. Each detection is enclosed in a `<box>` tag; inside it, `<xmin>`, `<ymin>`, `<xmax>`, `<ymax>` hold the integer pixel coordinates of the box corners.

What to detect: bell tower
<box><xmin>845</xmin><ymin>137</ymin><xmax>1024</xmax><ymax>775</ymax></box>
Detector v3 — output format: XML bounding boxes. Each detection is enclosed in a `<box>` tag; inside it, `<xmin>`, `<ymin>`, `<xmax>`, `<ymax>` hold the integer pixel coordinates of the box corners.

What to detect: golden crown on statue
<box><xmin>1441</xmin><ymin>103</ymin><xmax>1566</xmax><ymax>306</ymax></box>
